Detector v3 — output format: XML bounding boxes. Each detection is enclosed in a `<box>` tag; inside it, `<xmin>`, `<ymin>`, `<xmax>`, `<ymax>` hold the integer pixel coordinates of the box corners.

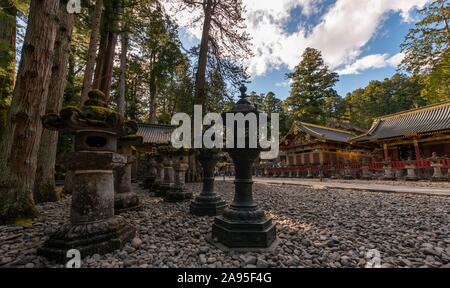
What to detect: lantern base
<box><xmin>140</xmin><ymin>176</ymin><xmax>155</xmax><ymax>190</ymax></box>
<box><xmin>164</xmin><ymin>186</ymin><xmax>192</xmax><ymax>202</ymax></box>
<box><xmin>38</xmin><ymin>217</ymin><xmax>136</xmax><ymax>264</ymax></box>
<box><xmin>114</xmin><ymin>192</ymin><xmax>140</xmax><ymax>213</ymax></box>
<box><xmin>212</xmin><ymin>216</ymin><xmax>277</xmax><ymax>248</ymax></box>
<box><xmin>190</xmin><ymin>196</ymin><xmax>227</xmax><ymax>216</ymax></box>
<box><xmin>432</xmin><ymin>177</ymin><xmax>448</xmax><ymax>182</ymax></box>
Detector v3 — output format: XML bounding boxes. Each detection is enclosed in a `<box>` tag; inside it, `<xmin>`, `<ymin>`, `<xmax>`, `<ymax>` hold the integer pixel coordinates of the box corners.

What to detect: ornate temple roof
<box><xmin>351</xmin><ymin>100</ymin><xmax>450</xmax><ymax>142</ymax></box>
<box><xmin>136</xmin><ymin>123</ymin><xmax>174</xmax><ymax>145</ymax></box>
<box><xmin>285</xmin><ymin>121</ymin><xmax>357</xmax><ymax>144</ymax></box>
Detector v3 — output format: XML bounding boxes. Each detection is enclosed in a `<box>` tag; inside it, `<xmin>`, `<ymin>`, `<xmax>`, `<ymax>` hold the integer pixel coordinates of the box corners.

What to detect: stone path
<box><xmin>218</xmin><ymin>177</ymin><xmax>450</xmax><ymax>197</ymax></box>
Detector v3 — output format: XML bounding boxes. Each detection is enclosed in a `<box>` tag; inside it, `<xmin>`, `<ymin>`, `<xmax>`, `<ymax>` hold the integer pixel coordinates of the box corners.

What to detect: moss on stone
<box><xmin>14</xmin><ymin>218</ymin><xmax>33</xmax><ymax>226</ymax></box>
<box><xmin>88</xmin><ymin>89</ymin><xmax>106</xmax><ymax>100</ymax></box>
<box><xmin>0</xmin><ymin>192</ymin><xmax>37</xmax><ymax>225</ymax></box>
<box><xmin>121</xmin><ymin>134</ymin><xmax>143</xmax><ymax>141</ymax></box>
<box><xmin>82</xmin><ymin>105</ymin><xmax>120</xmax><ymax>124</ymax></box>
<box><xmin>60</xmin><ymin>105</ymin><xmax>81</xmax><ymax>119</ymax></box>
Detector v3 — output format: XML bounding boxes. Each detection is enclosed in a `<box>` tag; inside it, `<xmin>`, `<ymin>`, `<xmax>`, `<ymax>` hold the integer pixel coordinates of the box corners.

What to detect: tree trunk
<box><xmin>93</xmin><ymin>0</ymin><xmax>119</xmax><ymax>102</ymax></box>
<box><xmin>34</xmin><ymin>0</ymin><xmax>74</xmax><ymax>203</ymax></box>
<box><xmin>149</xmin><ymin>68</ymin><xmax>157</xmax><ymax>123</ymax></box>
<box><xmin>118</xmin><ymin>31</ymin><xmax>127</xmax><ymax>116</ymax></box>
<box><xmin>80</xmin><ymin>0</ymin><xmax>103</xmax><ymax>105</ymax></box>
<box><xmin>0</xmin><ymin>0</ymin><xmax>60</xmax><ymax>224</ymax></box>
<box><xmin>99</xmin><ymin>31</ymin><xmax>117</xmax><ymax>100</ymax></box>
<box><xmin>195</xmin><ymin>0</ymin><xmax>213</xmax><ymax>108</ymax></box>
<box><xmin>0</xmin><ymin>0</ymin><xmax>17</xmax><ymax>130</ymax></box>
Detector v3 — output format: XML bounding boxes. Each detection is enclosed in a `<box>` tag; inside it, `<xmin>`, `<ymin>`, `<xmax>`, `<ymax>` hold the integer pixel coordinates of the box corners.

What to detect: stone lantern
<box><xmin>343</xmin><ymin>161</ymin><xmax>354</xmax><ymax>179</ymax></box>
<box><xmin>146</xmin><ymin>156</ymin><xmax>158</xmax><ymax>193</ymax></box>
<box><xmin>158</xmin><ymin>146</ymin><xmax>175</xmax><ymax>196</ymax></box>
<box><xmin>405</xmin><ymin>157</ymin><xmax>418</xmax><ymax>181</ymax></box>
<box><xmin>361</xmin><ymin>160</ymin><xmax>372</xmax><ymax>180</ymax></box>
<box><xmin>114</xmin><ymin>125</ymin><xmax>142</xmax><ymax>213</ymax></box>
<box><xmin>153</xmin><ymin>153</ymin><xmax>165</xmax><ymax>197</ymax></box>
<box><xmin>306</xmin><ymin>164</ymin><xmax>313</xmax><ymax>178</ymax></box>
<box><xmin>164</xmin><ymin>149</ymin><xmax>193</xmax><ymax>202</ymax></box>
<box><xmin>212</xmin><ymin>85</ymin><xmax>277</xmax><ymax>249</ymax></box>
<box><xmin>382</xmin><ymin>158</ymin><xmax>395</xmax><ymax>180</ymax></box>
<box><xmin>429</xmin><ymin>152</ymin><xmax>446</xmax><ymax>181</ymax></box>
<box><xmin>38</xmin><ymin>90</ymin><xmax>135</xmax><ymax>262</ymax></box>
<box><xmin>190</xmin><ymin>148</ymin><xmax>227</xmax><ymax>216</ymax></box>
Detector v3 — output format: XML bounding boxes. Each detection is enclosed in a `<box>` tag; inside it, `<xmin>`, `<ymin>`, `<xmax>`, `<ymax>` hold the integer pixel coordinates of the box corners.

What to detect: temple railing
<box><xmin>257</xmin><ymin>157</ymin><xmax>450</xmax><ymax>181</ymax></box>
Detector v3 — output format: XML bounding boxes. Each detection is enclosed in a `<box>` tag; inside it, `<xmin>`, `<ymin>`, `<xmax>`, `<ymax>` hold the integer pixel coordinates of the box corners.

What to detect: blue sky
<box><xmin>248</xmin><ymin>10</ymin><xmax>414</xmax><ymax>98</ymax></box>
<box><xmin>170</xmin><ymin>0</ymin><xmax>429</xmax><ymax>100</ymax></box>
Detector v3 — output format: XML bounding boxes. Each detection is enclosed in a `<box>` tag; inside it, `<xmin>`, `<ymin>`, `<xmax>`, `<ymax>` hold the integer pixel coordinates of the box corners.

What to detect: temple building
<box><xmin>135</xmin><ymin>123</ymin><xmax>174</xmax><ymax>152</ymax></box>
<box><xmin>351</xmin><ymin>100</ymin><xmax>450</xmax><ymax>161</ymax></box>
<box><xmin>280</xmin><ymin>122</ymin><xmax>370</xmax><ymax>165</ymax></box>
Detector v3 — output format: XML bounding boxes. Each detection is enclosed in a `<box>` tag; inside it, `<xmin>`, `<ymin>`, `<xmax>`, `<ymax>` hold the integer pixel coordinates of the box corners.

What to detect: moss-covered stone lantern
<box><xmin>114</xmin><ymin>123</ymin><xmax>143</xmax><ymax>213</ymax></box>
<box><xmin>212</xmin><ymin>85</ymin><xmax>277</xmax><ymax>249</ymax></box>
<box><xmin>164</xmin><ymin>148</ymin><xmax>193</xmax><ymax>202</ymax></box>
<box><xmin>153</xmin><ymin>153</ymin><xmax>165</xmax><ymax>197</ymax></box>
<box><xmin>38</xmin><ymin>90</ymin><xmax>136</xmax><ymax>262</ymax></box>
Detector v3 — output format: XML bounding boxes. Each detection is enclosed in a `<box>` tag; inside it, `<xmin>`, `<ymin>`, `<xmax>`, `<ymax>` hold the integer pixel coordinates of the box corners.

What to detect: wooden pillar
<box><xmin>413</xmin><ymin>139</ymin><xmax>421</xmax><ymax>160</ymax></box>
<box><xmin>383</xmin><ymin>143</ymin><xmax>389</xmax><ymax>161</ymax></box>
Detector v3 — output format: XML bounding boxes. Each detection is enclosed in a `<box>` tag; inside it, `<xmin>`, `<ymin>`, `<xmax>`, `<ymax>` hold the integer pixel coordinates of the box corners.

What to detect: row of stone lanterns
<box><xmin>38</xmin><ymin>86</ymin><xmax>278</xmax><ymax>263</ymax></box>
<box><xmin>143</xmin><ymin>85</ymin><xmax>278</xmax><ymax>250</ymax></box>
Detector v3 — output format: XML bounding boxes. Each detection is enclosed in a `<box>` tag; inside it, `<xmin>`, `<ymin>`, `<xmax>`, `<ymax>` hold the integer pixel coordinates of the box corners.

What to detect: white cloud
<box><xmin>275</xmin><ymin>79</ymin><xmax>293</xmax><ymax>87</ymax></box>
<box><xmin>164</xmin><ymin>0</ymin><xmax>429</xmax><ymax>76</ymax></box>
<box><xmin>336</xmin><ymin>52</ymin><xmax>405</xmax><ymax>75</ymax></box>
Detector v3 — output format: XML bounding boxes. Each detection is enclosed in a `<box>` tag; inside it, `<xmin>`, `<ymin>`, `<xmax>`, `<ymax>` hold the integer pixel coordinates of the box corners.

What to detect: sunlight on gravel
<box><xmin>0</xmin><ymin>181</ymin><xmax>449</xmax><ymax>268</ymax></box>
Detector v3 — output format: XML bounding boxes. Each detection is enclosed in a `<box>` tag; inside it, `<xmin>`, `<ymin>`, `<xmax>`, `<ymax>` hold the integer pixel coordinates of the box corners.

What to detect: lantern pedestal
<box><xmin>114</xmin><ymin>133</ymin><xmax>142</xmax><ymax>213</ymax></box>
<box><xmin>212</xmin><ymin>150</ymin><xmax>277</xmax><ymax>249</ymax></box>
<box><xmin>190</xmin><ymin>149</ymin><xmax>226</xmax><ymax>216</ymax></box>
<box><xmin>38</xmin><ymin>150</ymin><xmax>136</xmax><ymax>263</ymax></box>
<box><xmin>165</xmin><ymin>156</ymin><xmax>192</xmax><ymax>202</ymax></box>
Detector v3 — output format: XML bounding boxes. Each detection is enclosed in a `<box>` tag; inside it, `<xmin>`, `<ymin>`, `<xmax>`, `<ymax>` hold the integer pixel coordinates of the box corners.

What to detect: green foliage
<box><xmin>400</xmin><ymin>0</ymin><xmax>450</xmax><ymax>74</ymax></box>
<box><xmin>286</xmin><ymin>48</ymin><xmax>339</xmax><ymax>125</ymax></box>
<box><xmin>420</xmin><ymin>49</ymin><xmax>450</xmax><ymax>104</ymax></box>
<box><xmin>340</xmin><ymin>74</ymin><xmax>426</xmax><ymax>129</ymax></box>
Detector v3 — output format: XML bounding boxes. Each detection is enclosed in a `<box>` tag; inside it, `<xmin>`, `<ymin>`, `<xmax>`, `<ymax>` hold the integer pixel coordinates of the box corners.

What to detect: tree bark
<box><xmin>0</xmin><ymin>0</ymin><xmax>60</xmax><ymax>223</ymax></box>
<box><xmin>93</xmin><ymin>0</ymin><xmax>119</xmax><ymax>102</ymax></box>
<box><xmin>149</xmin><ymin>67</ymin><xmax>157</xmax><ymax>123</ymax></box>
<box><xmin>80</xmin><ymin>0</ymin><xmax>103</xmax><ymax>105</ymax></box>
<box><xmin>34</xmin><ymin>0</ymin><xmax>74</xmax><ymax>203</ymax></box>
<box><xmin>0</xmin><ymin>0</ymin><xmax>17</xmax><ymax>130</ymax></box>
<box><xmin>118</xmin><ymin>31</ymin><xmax>127</xmax><ymax>116</ymax></box>
<box><xmin>195</xmin><ymin>0</ymin><xmax>213</xmax><ymax>108</ymax></box>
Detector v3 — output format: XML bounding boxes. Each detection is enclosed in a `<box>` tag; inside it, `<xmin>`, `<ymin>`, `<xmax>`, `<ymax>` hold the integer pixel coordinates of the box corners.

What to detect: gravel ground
<box><xmin>255</xmin><ymin>177</ymin><xmax>450</xmax><ymax>188</ymax></box>
<box><xmin>1</xmin><ymin>181</ymin><xmax>449</xmax><ymax>268</ymax></box>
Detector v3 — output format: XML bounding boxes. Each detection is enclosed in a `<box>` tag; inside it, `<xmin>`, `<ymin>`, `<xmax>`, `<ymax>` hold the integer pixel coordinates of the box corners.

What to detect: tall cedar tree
<box><xmin>0</xmin><ymin>0</ymin><xmax>59</xmax><ymax>223</ymax></box>
<box><xmin>80</xmin><ymin>0</ymin><xmax>103</xmax><ymax>105</ymax></box>
<box><xmin>286</xmin><ymin>48</ymin><xmax>339</xmax><ymax>125</ymax></box>
<box><xmin>401</xmin><ymin>0</ymin><xmax>450</xmax><ymax>74</ymax></box>
<box><xmin>93</xmin><ymin>0</ymin><xmax>120</xmax><ymax>102</ymax></box>
<box><xmin>0</xmin><ymin>0</ymin><xmax>17</xmax><ymax>130</ymax></box>
<box><xmin>175</xmin><ymin>0</ymin><xmax>251</xmax><ymax>109</ymax></box>
<box><xmin>34</xmin><ymin>0</ymin><xmax>74</xmax><ymax>203</ymax></box>
<box><xmin>134</xmin><ymin>3</ymin><xmax>184</xmax><ymax>123</ymax></box>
